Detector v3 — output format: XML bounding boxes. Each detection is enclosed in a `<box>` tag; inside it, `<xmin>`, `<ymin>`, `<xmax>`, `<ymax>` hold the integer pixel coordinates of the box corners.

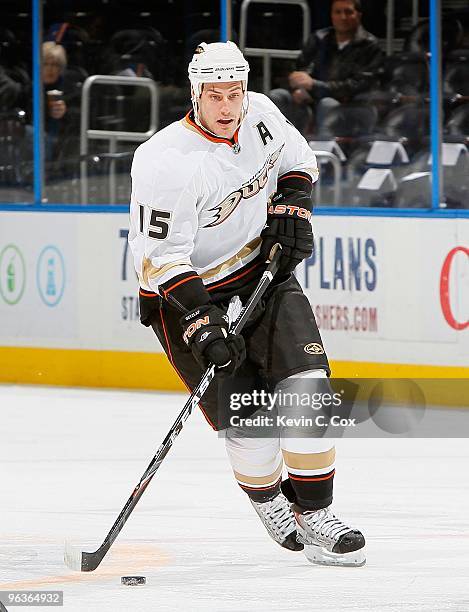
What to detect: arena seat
<box><xmin>106</xmin><ymin>27</ymin><xmax>167</xmax><ymax>81</ymax></box>
<box><xmin>354</xmin><ymin>168</ymin><xmax>398</xmax><ymax>207</ymax></box>
<box><xmin>443</xmin><ymin>49</ymin><xmax>469</xmax><ymax>105</ymax></box>
<box><xmin>373</xmin><ymin>103</ymin><xmax>430</xmax><ymax>156</ymax></box>
<box><xmin>0</xmin><ymin>109</ymin><xmax>28</xmax><ymax>191</ymax></box>
<box><xmin>403</xmin><ymin>16</ymin><xmax>463</xmax><ymax>55</ymax></box>
<box><xmin>395</xmin><ymin>171</ymin><xmax>431</xmax><ymax>208</ymax></box>
<box><xmin>384</xmin><ymin>52</ymin><xmax>429</xmax><ymax>100</ymax></box>
<box><xmin>243</xmin><ymin>3</ymin><xmax>305</xmax><ymax>51</ymax></box>
<box><xmin>316</xmin><ymin>103</ymin><xmax>378</xmax><ymax>142</ymax></box>
<box><xmin>445</xmin><ymin>104</ymin><xmax>469</xmax><ymax>141</ymax></box>
<box><xmin>393</xmin><ymin>143</ymin><xmax>469</xmax><ymax>209</ymax></box>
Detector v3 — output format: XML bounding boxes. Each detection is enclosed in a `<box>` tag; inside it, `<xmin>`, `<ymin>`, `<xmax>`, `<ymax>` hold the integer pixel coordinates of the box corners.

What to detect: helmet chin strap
<box><xmin>192</xmin><ymin>83</ymin><xmax>249</xmax><ymax>138</ymax></box>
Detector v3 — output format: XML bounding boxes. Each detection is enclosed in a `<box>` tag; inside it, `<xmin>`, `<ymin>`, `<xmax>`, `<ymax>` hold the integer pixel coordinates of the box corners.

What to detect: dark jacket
<box><xmin>296</xmin><ymin>25</ymin><xmax>384</xmax><ymax>102</ymax></box>
<box><xmin>0</xmin><ymin>65</ymin><xmax>25</xmax><ymax>110</ymax></box>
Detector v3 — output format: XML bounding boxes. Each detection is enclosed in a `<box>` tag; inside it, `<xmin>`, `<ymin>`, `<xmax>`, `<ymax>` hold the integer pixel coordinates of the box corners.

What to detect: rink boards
<box><xmin>0</xmin><ymin>211</ymin><xmax>467</xmax><ymax>392</ymax></box>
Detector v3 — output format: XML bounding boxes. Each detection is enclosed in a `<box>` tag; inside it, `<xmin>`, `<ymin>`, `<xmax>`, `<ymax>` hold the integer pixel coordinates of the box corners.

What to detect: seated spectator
<box><xmin>103</xmin><ymin>29</ymin><xmax>167</xmax><ymax>80</ymax></box>
<box><xmin>44</xmin><ymin>22</ymin><xmax>90</xmax><ymax>72</ymax></box>
<box><xmin>42</xmin><ymin>42</ymin><xmax>70</xmax><ymax>161</ymax></box>
<box><xmin>0</xmin><ymin>65</ymin><xmax>25</xmax><ymax>111</ymax></box>
<box><xmin>43</xmin><ymin>42</ymin><xmax>67</xmax><ymax>112</ymax></box>
<box><xmin>0</xmin><ymin>28</ymin><xmax>31</xmax><ymax>114</ymax></box>
<box><xmin>103</xmin><ymin>28</ymin><xmax>186</xmax><ymax>131</ymax></box>
<box><xmin>270</xmin><ymin>0</ymin><xmax>384</xmax><ymax>135</ymax></box>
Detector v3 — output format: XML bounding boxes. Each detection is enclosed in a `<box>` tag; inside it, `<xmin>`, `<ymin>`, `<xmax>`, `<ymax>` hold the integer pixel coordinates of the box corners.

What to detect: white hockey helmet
<box><xmin>188</xmin><ymin>41</ymin><xmax>250</xmax><ymax>127</ymax></box>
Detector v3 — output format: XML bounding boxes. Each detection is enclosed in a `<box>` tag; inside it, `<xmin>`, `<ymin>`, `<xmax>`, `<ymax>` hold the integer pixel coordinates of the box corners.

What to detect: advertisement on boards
<box><xmin>0</xmin><ymin>212</ymin><xmax>467</xmax><ymax>368</ymax></box>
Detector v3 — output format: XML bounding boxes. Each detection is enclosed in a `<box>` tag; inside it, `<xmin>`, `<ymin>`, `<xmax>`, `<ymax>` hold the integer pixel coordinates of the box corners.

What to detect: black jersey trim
<box><xmin>205</xmin><ymin>261</ymin><xmax>261</xmax><ymax>292</ymax></box>
<box><xmin>204</xmin><ymin>258</ymin><xmax>264</xmax><ymax>303</ymax></box>
<box><xmin>160</xmin><ymin>272</ymin><xmax>211</xmax><ymax>311</ymax></box>
<box><xmin>142</xmin><ymin>259</ymin><xmax>264</xmax><ymax>309</ymax></box>
<box><xmin>278</xmin><ymin>171</ymin><xmax>313</xmax><ymax>196</ymax></box>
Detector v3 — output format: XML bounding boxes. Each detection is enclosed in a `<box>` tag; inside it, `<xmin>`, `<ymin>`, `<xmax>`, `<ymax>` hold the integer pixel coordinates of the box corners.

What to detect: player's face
<box><xmin>331</xmin><ymin>1</ymin><xmax>361</xmax><ymax>37</ymax></box>
<box><xmin>199</xmin><ymin>82</ymin><xmax>244</xmax><ymax>139</ymax></box>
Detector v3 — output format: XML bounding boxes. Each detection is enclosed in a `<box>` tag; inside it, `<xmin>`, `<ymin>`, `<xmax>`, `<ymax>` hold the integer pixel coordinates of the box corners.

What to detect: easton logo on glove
<box><xmin>267</xmin><ymin>203</ymin><xmax>312</xmax><ymax>221</ymax></box>
<box><xmin>261</xmin><ymin>187</ymin><xmax>314</xmax><ymax>275</ymax></box>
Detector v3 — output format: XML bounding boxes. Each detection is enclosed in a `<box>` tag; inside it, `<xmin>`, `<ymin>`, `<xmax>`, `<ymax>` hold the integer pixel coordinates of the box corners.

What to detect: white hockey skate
<box><xmin>250</xmin><ymin>493</ymin><xmax>304</xmax><ymax>551</ymax></box>
<box><xmin>294</xmin><ymin>506</ymin><xmax>366</xmax><ymax>566</ymax></box>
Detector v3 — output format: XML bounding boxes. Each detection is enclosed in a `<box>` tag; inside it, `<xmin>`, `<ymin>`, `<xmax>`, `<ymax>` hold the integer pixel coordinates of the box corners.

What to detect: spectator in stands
<box><xmin>43</xmin><ymin>42</ymin><xmax>67</xmax><ymax>119</ymax></box>
<box><xmin>0</xmin><ymin>65</ymin><xmax>25</xmax><ymax>110</ymax></box>
<box><xmin>270</xmin><ymin>0</ymin><xmax>384</xmax><ymax>134</ymax></box>
<box><xmin>0</xmin><ymin>27</ymin><xmax>31</xmax><ymax>111</ymax></box>
<box><xmin>0</xmin><ymin>30</ymin><xmax>30</xmax><ymax>112</ymax></box>
<box><xmin>105</xmin><ymin>29</ymin><xmax>165</xmax><ymax>80</ymax></box>
<box><xmin>42</xmin><ymin>42</ymin><xmax>69</xmax><ymax>161</ymax></box>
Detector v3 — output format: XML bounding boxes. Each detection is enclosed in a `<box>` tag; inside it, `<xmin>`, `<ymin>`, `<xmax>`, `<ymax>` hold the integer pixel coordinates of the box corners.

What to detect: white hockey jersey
<box><xmin>128</xmin><ymin>92</ymin><xmax>318</xmax><ymax>300</ymax></box>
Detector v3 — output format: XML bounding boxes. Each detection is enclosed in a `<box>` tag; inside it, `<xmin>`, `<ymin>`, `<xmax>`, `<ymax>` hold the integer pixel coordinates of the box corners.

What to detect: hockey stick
<box><xmin>64</xmin><ymin>245</ymin><xmax>282</xmax><ymax>572</ymax></box>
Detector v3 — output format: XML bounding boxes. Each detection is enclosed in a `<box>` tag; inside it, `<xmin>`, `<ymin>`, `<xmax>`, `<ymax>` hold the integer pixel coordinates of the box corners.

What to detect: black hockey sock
<box><xmin>282</xmin><ymin>472</ymin><xmax>334</xmax><ymax>511</ymax></box>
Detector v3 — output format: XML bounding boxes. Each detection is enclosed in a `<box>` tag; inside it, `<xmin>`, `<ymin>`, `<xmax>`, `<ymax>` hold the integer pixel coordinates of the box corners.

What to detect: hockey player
<box><xmin>129</xmin><ymin>41</ymin><xmax>365</xmax><ymax>566</ymax></box>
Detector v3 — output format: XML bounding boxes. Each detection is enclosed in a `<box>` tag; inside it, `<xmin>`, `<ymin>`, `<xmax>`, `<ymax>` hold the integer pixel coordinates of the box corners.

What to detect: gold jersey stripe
<box><xmin>283</xmin><ymin>447</ymin><xmax>336</xmax><ymax>471</ymax></box>
<box><xmin>181</xmin><ymin>115</ymin><xmax>200</xmax><ymax>136</ymax></box>
<box><xmin>142</xmin><ymin>258</ymin><xmax>192</xmax><ymax>285</ymax></box>
<box><xmin>233</xmin><ymin>461</ymin><xmax>283</xmax><ymax>486</ymax></box>
<box><xmin>200</xmin><ymin>238</ymin><xmax>261</xmax><ymax>281</ymax></box>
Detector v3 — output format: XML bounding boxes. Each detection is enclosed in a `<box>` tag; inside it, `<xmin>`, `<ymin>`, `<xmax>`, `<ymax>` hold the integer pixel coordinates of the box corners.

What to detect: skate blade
<box><xmin>303</xmin><ymin>544</ymin><xmax>366</xmax><ymax>567</ymax></box>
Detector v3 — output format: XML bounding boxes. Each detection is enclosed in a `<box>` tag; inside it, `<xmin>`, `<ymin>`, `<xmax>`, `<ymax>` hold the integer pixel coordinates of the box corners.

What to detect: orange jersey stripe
<box><xmin>139</xmin><ymin>289</ymin><xmax>158</xmax><ymax>297</ymax></box>
<box><xmin>239</xmin><ymin>478</ymin><xmax>281</xmax><ymax>492</ymax></box>
<box><xmin>162</xmin><ymin>274</ymin><xmax>199</xmax><ymax>297</ymax></box>
<box><xmin>278</xmin><ymin>173</ymin><xmax>313</xmax><ymax>184</ymax></box>
<box><xmin>185</xmin><ymin>111</ymin><xmax>240</xmax><ymax>147</ymax></box>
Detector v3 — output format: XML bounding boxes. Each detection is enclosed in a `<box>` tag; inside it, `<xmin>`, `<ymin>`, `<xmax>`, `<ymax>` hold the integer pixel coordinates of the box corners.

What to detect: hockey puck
<box><xmin>121</xmin><ymin>576</ymin><xmax>146</xmax><ymax>586</ymax></box>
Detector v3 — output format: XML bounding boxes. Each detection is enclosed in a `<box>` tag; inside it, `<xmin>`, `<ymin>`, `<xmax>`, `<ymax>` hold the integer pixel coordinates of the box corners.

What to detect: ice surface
<box><xmin>0</xmin><ymin>385</ymin><xmax>468</xmax><ymax>612</ymax></box>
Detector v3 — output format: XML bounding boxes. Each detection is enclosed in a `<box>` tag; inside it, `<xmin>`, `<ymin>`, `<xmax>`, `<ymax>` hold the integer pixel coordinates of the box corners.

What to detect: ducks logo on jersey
<box><xmin>203</xmin><ymin>144</ymin><xmax>284</xmax><ymax>227</ymax></box>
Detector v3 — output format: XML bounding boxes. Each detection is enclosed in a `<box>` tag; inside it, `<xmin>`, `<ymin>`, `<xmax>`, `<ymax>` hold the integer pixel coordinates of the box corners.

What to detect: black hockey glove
<box><xmin>260</xmin><ymin>188</ymin><xmax>314</xmax><ymax>274</ymax></box>
<box><xmin>180</xmin><ymin>304</ymin><xmax>246</xmax><ymax>374</ymax></box>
